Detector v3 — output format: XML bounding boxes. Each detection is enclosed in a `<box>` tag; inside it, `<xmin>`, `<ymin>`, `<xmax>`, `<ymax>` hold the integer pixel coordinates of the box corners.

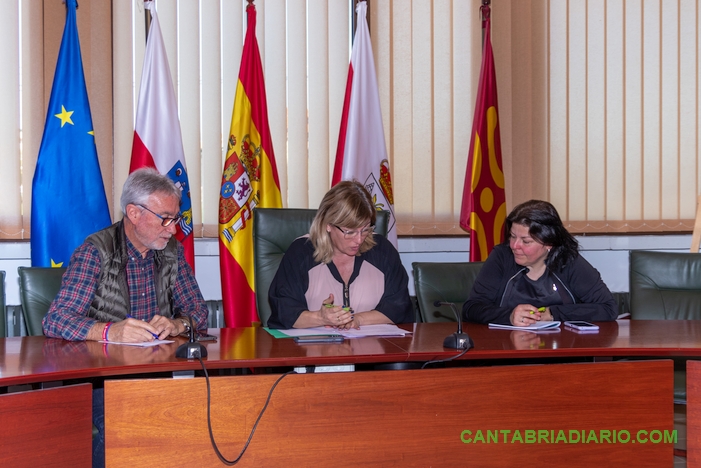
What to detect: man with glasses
<box><xmin>267</xmin><ymin>180</ymin><xmax>413</xmax><ymax>329</ymax></box>
<box><xmin>42</xmin><ymin>167</ymin><xmax>207</xmax><ymax>342</ymax></box>
<box><xmin>43</xmin><ymin>168</ymin><xmax>209</xmax><ymax>468</ymax></box>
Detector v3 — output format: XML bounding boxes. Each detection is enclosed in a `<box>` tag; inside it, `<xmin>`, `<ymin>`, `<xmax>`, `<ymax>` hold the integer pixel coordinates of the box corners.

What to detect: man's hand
<box><xmin>106</xmin><ymin>318</ymin><xmax>161</xmax><ymax>342</ymax></box>
<box><xmin>148</xmin><ymin>315</ymin><xmax>183</xmax><ymax>338</ymax></box>
<box><xmin>89</xmin><ymin>315</ymin><xmax>186</xmax><ymax>343</ymax></box>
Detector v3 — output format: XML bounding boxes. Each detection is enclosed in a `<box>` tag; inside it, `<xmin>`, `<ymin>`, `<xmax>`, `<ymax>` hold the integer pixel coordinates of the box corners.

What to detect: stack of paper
<box><xmin>267</xmin><ymin>324</ymin><xmax>411</xmax><ymax>339</ymax></box>
<box><xmin>488</xmin><ymin>321</ymin><xmax>561</xmax><ymax>332</ymax></box>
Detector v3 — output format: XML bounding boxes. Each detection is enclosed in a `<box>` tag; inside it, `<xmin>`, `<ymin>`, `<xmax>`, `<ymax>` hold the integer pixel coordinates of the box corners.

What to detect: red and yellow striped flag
<box><xmin>218</xmin><ymin>3</ymin><xmax>281</xmax><ymax>328</ymax></box>
<box><xmin>459</xmin><ymin>6</ymin><xmax>506</xmax><ymax>262</ymax></box>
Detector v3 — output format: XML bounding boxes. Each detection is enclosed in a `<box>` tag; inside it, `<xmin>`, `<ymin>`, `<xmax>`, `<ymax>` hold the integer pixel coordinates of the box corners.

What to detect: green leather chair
<box><xmin>412</xmin><ymin>262</ymin><xmax>484</xmax><ymax>323</ymax></box>
<box><xmin>18</xmin><ymin>267</ymin><xmax>66</xmax><ymax>336</ymax></box>
<box><xmin>252</xmin><ymin>208</ymin><xmax>389</xmax><ymax>327</ymax></box>
<box><xmin>630</xmin><ymin>250</ymin><xmax>701</xmax><ymax>320</ymax></box>
<box><xmin>629</xmin><ymin>250</ymin><xmax>701</xmax><ymax>405</ymax></box>
<box><xmin>0</xmin><ymin>271</ymin><xmax>5</xmax><ymax>338</ymax></box>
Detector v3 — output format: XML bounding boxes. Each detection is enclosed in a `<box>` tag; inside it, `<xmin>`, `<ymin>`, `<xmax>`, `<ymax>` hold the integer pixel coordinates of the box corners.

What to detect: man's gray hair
<box><xmin>120</xmin><ymin>168</ymin><xmax>181</xmax><ymax>214</ymax></box>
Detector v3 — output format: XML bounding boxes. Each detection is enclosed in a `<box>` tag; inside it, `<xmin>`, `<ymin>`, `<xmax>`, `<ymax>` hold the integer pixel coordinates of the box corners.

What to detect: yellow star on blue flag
<box><xmin>54</xmin><ymin>106</ymin><xmax>74</xmax><ymax>127</ymax></box>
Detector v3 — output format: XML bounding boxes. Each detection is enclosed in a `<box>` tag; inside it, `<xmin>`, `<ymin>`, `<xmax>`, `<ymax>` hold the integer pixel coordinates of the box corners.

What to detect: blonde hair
<box><xmin>309</xmin><ymin>181</ymin><xmax>377</xmax><ymax>263</ymax></box>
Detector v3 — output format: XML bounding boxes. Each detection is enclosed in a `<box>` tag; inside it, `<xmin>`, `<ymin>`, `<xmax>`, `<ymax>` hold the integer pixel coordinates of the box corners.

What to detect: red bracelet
<box><xmin>102</xmin><ymin>322</ymin><xmax>113</xmax><ymax>342</ymax></box>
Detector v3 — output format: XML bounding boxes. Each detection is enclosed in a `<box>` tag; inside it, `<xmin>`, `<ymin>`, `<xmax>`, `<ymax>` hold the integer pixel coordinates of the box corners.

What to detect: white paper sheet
<box><xmin>488</xmin><ymin>321</ymin><xmax>561</xmax><ymax>332</ymax></box>
<box><xmin>273</xmin><ymin>324</ymin><xmax>411</xmax><ymax>339</ymax></box>
<box><xmin>98</xmin><ymin>339</ymin><xmax>174</xmax><ymax>347</ymax></box>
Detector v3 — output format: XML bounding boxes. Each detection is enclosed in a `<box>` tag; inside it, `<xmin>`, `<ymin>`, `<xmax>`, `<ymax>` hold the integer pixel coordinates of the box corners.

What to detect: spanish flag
<box><xmin>219</xmin><ymin>3</ymin><xmax>282</xmax><ymax>328</ymax></box>
<box><xmin>459</xmin><ymin>5</ymin><xmax>506</xmax><ymax>262</ymax></box>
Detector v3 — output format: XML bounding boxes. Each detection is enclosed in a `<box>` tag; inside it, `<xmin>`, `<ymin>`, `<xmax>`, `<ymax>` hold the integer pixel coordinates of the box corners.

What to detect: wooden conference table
<box><xmin>0</xmin><ymin>320</ymin><xmax>692</xmax><ymax>467</ymax></box>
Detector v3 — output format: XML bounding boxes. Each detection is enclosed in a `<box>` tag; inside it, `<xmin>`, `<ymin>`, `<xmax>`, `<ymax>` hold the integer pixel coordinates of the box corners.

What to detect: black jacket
<box><xmin>463</xmin><ymin>243</ymin><xmax>618</xmax><ymax>325</ymax></box>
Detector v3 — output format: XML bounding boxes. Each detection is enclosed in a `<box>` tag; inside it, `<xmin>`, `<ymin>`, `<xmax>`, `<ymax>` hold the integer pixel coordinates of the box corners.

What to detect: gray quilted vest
<box><xmin>84</xmin><ymin>221</ymin><xmax>178</xmax><ymax>322</ymax></box>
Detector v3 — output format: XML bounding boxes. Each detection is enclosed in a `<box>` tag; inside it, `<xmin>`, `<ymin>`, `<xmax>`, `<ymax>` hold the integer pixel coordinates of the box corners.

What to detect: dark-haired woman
<box><xmin>464</xmin><ymin>200</ymin><xmax>618</xmax><ymax>326</ymax></box>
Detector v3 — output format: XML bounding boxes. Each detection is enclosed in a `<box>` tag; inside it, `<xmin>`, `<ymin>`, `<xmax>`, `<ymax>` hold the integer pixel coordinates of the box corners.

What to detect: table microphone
<box><xmin>434</xmin><ymin>301</ymin><xmax>474</xmax><ymax>350</ymax></box>
<box><xmin>175</xmin><ymin>315</ymin><xmax>208</xmax><ymax>359</ymax></box>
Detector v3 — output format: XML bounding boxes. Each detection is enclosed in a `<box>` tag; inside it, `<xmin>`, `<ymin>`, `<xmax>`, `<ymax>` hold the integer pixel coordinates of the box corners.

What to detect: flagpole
<box><xmin>352</xmin><ymin>0</ymin><xmax>371</xmax><ymax>44</ymax></box>
<box><xmin>144</xmin><ymin>0</ymin><xmax>152</xmax><ymax>41</ymax></box>
<box><xmin>351</xmin><ymin>2</ymin><xmax>357</xmax><ymax>43</ymax></box>
<box><xmin>247</xmin><ymin>0</ymin><xmax>255</xmax><ymax>33</ymax></box>
<box><xmin>481</xmin><ymin>0</ymin><xmax>490</xmax><ymax>48</ymax></box>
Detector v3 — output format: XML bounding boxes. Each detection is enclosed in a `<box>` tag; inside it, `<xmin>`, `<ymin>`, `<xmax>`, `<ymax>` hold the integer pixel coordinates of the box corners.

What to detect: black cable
<box><xmin>420</xmin><ymin>346</ymin><xmax>470</xmax><ymax>369</ymax></box>
<box><xmin>195</xmin><ymin>352</ymin><xmax>295</xmax><ymax>466</ymax></box>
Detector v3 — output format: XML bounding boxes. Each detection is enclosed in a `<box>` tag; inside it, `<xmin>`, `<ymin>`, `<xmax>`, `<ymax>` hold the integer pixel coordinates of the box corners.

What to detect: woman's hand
<box><xmin>509</xmin><ymin>304</ymin><xmax>543</xmax><ymax>327</ymax></box>
<box><xmin>318</xmin><ymin>294</ymin><xmax>353</xmax><ymax>327</ymax></box>
<box><xmin>336</xmin><ymin>311</ymin><xmax>361</xmax><ymax>330</ymax></box>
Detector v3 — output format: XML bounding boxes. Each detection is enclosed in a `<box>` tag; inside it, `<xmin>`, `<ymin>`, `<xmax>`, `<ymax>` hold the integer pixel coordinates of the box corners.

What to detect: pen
<box><xmin>325</xmin><ymin>304</ymin><xmax>354</xmax><ymax>314</ymax></box>
<box><xmin>125</xmin><ymin>315</ymin><xmax>160</xmax><ymax>340</ymax></box>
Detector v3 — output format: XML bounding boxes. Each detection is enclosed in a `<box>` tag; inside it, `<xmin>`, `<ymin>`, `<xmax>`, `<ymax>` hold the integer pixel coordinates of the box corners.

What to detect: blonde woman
<box><xmin>268</xmin><ymin>181</ymin><xmax>413</xmax><ymax>329</ymax></box>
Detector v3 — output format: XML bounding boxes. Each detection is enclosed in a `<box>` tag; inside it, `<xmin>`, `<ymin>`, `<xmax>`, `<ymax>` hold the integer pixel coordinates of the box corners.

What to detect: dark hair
<box><xmin>504</xmin><ymin>200</ymin><xmax>578</xmax><ymax>271</ymax></box>
<box><xmin>309</xmin><ymin>181</ymin><xmax>377</xmax><ymax>263</ymax></box>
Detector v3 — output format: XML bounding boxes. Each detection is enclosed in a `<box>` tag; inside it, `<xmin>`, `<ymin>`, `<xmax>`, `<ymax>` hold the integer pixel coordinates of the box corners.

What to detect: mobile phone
<box><xmin>564</xmin><ymin>321</ymin><xmax>599</xmax><ymax>331</ymax></box>
<box><xmin>196</xmin><ymin>332</ymin><xmax>217</xmax><ymax>342</ymax></box>
<box><xmin>293</xmin><ymin>335</ymin><xmax>344</xmax><ymax>344</ymax></box>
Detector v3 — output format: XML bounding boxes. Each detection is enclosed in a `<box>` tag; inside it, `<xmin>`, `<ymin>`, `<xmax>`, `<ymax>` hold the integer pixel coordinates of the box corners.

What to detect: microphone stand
<box><xmin>175</xmin><ymin>315</ymin><xmax>208</xmax><ymax>359</ymax></box>
<box><xmin>434</xmin><ymin>301</ymin><xmax>474</xmax><ymax>350</ymax></box>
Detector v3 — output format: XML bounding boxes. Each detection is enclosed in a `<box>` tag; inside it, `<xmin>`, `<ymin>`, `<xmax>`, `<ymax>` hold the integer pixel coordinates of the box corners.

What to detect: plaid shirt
<box><xmin>42</xmin><ymin>236</ymin><xmax>208</xmax><ymax>341</ymax></box>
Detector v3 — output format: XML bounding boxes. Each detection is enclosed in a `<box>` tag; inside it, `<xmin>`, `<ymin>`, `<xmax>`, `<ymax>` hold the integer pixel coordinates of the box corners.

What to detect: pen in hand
<box><xmin>125</xmin><ymin>314</ymin><xmax>160</xmax><ymax>340</ymax></box>
<box><xmin>325</xmin><ymin>303</ymin><xmax>355</xmax><ymax>316</ymax></box>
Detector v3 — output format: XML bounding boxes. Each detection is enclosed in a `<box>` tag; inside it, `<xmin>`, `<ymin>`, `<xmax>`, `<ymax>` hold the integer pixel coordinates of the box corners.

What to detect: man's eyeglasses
<box><xmin>137</xmin><ymin>204</ymin><xmax>182</xmax><ymax>227</ymax></box>
<box><xmin>333</xmin><ymin>224</ymin><xmax>375</xmax><ymax>239</ymax></box>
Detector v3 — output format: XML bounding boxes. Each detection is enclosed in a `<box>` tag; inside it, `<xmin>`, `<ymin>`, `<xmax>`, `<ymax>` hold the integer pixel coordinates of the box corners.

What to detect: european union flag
<box><xmin>31</xmin><ymin>0</ymin><xmax>111</xmax><ymax>267</ymax></box>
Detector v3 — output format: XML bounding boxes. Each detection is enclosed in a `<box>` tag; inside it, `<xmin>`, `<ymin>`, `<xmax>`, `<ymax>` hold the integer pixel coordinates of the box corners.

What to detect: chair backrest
<box><xmin>692</xmin><ymin>194</ymin><xmax>701</xmax><ymax>252</ymax></box>
<box><xmin>18</xmin><ymin>266</ymin><xmax>66</xmax><ymax>335</ymax></box>
<box><xmin>253</xmin><ymin>208</ymin><xmax>389</xmax><ymax>327</ymax></box>
<box><xmin>412</xmin><ymin>261</ymin><xmax>484</xmax><ymax>323</ymax></box>
<box><xmin>0</xmin><ymin>271</ymin><xmax>5</xmax><ymax>338</ymax></box>
<box><xmin>629</xmin><ymin>250</ymin><xmax>701</xmax><ymax>319</ymax></box>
